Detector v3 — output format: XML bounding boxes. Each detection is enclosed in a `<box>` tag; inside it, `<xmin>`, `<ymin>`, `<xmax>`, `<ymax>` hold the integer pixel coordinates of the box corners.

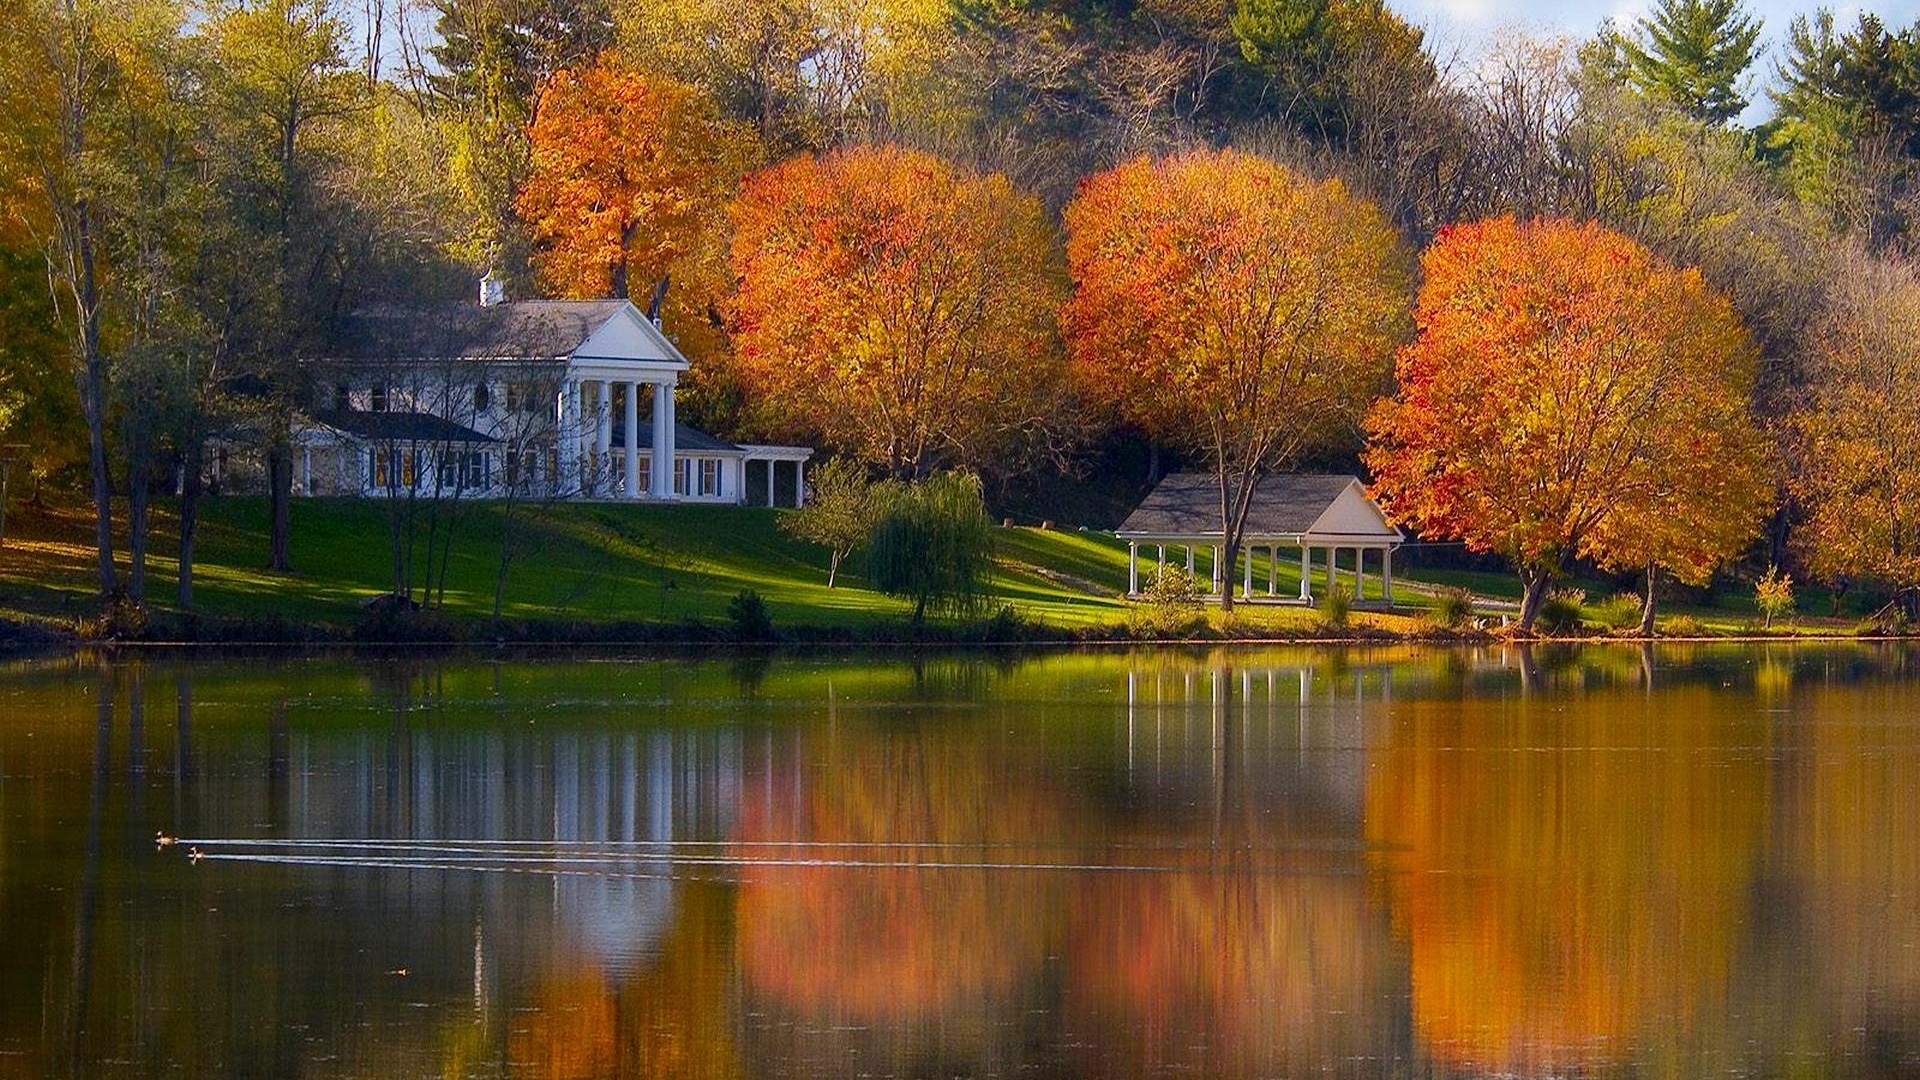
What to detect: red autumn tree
<box><xmin>1364</xmin><ymin>217</ymin><xmax>1770</xmax><ymax>633</ymax></box>
<box><xmin>729</xmin><ymin>144</ymin><xmax>1066</xmax><ymax>477</ymax></box>
<box><xmin>1063</xmin><ymin>148</ymin><xmax>1409</xmax><ymax>610</ymax></box>
<box><xmin>516</xmin><ymin>58</ymin><xmax>744</xmax><ymax>306</ymax></box>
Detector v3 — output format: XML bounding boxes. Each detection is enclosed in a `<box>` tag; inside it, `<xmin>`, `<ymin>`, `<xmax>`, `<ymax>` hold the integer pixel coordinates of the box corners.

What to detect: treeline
<box><xmin>5</xmin><ymin>0</ymin><xmax>1920</xmax><ymax>628</ymax></box>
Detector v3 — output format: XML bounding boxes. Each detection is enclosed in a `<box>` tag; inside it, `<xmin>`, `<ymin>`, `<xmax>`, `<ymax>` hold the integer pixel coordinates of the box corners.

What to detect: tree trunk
<box><xmin>80</xmin><ymin>350</ymin><xmax>115</xmax><ymax>601</ymax></box>
<box><xmin>828</xmin><ymin>549</ymin><xmax>843</xmax><ymax>589</ymax></box>
<box><xmin>177</xmin><ymin>440</ymin><xmax>203</xmax><ymax>610</ymax></box>
<box><xmin>267</xmin><ymin>442</ymin><xmax>292</xmax><ymax>571</ymax></box>
<box><xmin>1517</xmin><ymin>566</ymin><xmax>1552</xmax><ymax>634</ymax></box>
<box><xmin>127</xmin><ymin>458</ymin><xmax>149</xmax><ymax>605</ymax></box>
<box><xmin>1219</xmin><ymin>538</ymin><xmax>1238</xmax><ymax>612</ymax></box>
<box><xmin>1638</xmin><ymin>563</ymin><xmax>1659</xmax><ymax>637</ymax></box>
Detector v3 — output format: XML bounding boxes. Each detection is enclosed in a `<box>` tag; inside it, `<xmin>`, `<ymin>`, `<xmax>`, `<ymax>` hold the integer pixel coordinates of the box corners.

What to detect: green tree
<box><xmin>867</xmin><ymin>470</ymin><xmax>995</xmax><ymax>625</ymax></box>
<box><xmin>426</xmin><ymin>0</ymin><xmax>614</xmax><ymax>278</ymax></box>
<box><xmin>779</xmin><ymin>457</ymin><xmax>887</xmax><ymax>588</ymax></box>
<box><xmin>1617</xmin><ymin>0</ymin><xmax>1763</xmax><ymax>125</ymax></box>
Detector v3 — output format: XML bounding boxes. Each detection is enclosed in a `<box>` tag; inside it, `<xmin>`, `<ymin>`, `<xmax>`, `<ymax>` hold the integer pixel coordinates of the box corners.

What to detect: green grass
<box><xmin>0</xmin><ymin>496</ymin><xmax>1147</xmax><ymax>633</ymax></box>
<box><xmin>0</xmin><ymin>494</ymin><xmax>1871</xmax><ymax>640</ymax></box>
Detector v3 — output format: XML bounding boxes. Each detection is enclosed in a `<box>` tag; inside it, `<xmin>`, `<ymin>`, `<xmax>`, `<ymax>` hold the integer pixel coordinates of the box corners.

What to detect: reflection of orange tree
<box><xmin>506</xmin><ymin>883</ymin><xmax>743</xmax><ymax>1080</ymax></box>
<box><xmin>1788</xmin><ymin>685</ymin><xmax>1920</xmax><ymax>1042</ymax></box>
<box><xmin>1064</xmin><ymin>865</ymin><xmax>1396</xmax><ymax>1079</ymax></box>
<box><xmin>1365</xmin><ymin>689</ymin><xmax>1768</xmax><ymax>1074</ymax></box>
<box><xmin>735</xmin><ymin>734</ymin><xmax>1067</xmax><ymax>1019</ymax></box>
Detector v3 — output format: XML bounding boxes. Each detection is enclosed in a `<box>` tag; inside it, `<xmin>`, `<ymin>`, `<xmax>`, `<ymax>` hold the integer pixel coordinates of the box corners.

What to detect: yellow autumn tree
<box><xmin>1791</xmin><ymin>249</ymin><xmax>1920</xmax><ymax>621</ymax></box>
<box><xmin>1063</xmin><ymin>148</ymin><xmax>1409</xmax><ymax>610</ymax></box>
<box><xmin>729</xmin><ymin>144</ymin><xmax>1067</xmax><ymax>477</ymax></box>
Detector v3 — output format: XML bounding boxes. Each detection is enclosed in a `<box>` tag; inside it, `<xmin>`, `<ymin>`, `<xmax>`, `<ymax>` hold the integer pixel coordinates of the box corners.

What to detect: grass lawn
<box><xmin>0</xmin><ymin>494</ymin><xmax>1863</xmax><ymax>639</ymax></box>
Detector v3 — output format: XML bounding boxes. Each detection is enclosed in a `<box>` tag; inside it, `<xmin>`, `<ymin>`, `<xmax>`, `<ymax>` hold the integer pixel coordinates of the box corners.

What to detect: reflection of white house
<box><xmin>1117</xmin><ymin>473</ymin><xmax>1404</xmax><ymax>605</ymax></box>
<box><xmin>289</xmin><ymin>279</ymin><xmax>812</xmax><ymax>505</ymax></box>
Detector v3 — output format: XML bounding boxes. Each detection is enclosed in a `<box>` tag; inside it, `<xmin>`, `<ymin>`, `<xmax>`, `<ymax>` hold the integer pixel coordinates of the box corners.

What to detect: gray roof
<box><xmin>1118</xmin><ymin>473</ymin><xmax>1364</xmax><ymax>538</ymax></box>
<box><xmin>313</xmin><ymin>410</ymin><xmax>499</xmax><ymax>444</ymax></box>
<box><xmin>611</xmin><ymin>419</ymin><xmax>742</xmax><ymax>454</ymax></box>
<box><xmin>328</xmin><ymin>300</ymin><xmax>633</xmax><ymax>360</ymax></box>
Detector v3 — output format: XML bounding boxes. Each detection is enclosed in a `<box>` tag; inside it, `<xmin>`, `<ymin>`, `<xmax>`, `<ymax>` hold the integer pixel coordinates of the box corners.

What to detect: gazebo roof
<box><xmin>1117</xmin><ymin>473</ymin><xmax>1402</xmax><ymax>543</ymax></box>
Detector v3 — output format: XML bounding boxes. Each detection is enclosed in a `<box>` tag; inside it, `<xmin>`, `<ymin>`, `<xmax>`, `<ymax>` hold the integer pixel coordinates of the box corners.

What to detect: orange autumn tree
<box><xmin>1365</xmin><ymin>217</ymin><xmax>1769</xmax><ymax>634</ymax></box>
<box><xmin>517</xmin><ymin>58</ymin><xmax>744</xmax><ymax>307</ymax></box>
<box><xmin>729</xmin><ymin>145</ymin><xmax>1065</xmax><ymax>477</ymax></box>
<box><xmin>1062</xmin><ymin>149</ymin><xmax>1409</xmax><ymax>610</ymax></box>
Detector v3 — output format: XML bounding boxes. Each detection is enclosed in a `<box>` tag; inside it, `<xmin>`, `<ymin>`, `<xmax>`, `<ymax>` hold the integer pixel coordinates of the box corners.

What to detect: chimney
<box><xmin>478</xmin><ymin>270</ymin><xmax>505</xmax><ymax>308</ymax></box>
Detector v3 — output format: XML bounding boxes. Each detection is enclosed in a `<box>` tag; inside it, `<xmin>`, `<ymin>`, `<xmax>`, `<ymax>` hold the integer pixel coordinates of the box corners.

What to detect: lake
<box><xmin>2</xmin><ymin>644</ymin><xmax>1917</xmax><ymax>1078</ymax></box>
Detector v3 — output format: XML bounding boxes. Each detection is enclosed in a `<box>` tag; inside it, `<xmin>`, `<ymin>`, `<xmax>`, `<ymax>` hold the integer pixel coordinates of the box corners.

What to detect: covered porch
<box><xmin>1115</xmin><ymin>473</ymin><xmax>1406</xmax><ymax>608</ymax></box>
<box><xmin>1122</xmin><ymin>535</ymin><xmax>1399</xmax><ymax>606</ymax></box>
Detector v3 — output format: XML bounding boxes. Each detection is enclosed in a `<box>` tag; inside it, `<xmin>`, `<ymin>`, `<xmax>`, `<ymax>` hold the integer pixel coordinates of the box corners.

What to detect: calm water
<box><xmin>3</xmin><ymin>644</ymin><xmax>1919</xmax><ymax>1078</ymax></box>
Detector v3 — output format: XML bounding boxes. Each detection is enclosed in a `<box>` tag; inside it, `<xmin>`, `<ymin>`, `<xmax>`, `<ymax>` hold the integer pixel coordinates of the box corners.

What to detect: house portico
<box><xmin>291</xmin><ymin>292</ymin><xmax>812</xmax><ymax>505</ymax></box>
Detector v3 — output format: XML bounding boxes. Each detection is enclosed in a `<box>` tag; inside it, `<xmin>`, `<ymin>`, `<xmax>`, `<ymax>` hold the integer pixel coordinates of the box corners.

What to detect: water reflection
<box><xmin>2</xmin><ymin>645</ymin><xmax>1920</xmax><ymax>1077</ymax></box>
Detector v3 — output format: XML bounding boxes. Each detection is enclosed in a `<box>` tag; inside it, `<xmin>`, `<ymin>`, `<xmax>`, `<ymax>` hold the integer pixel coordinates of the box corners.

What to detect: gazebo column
<box><xmin>1185</xmin><ymin>546</ymin><xmax>1195</xmax><ymax>575</ymax></box>
<box><xmin>1157</xmin><ymin>544</ymin><xmax>1166</xmax><ymax>574</ymax></box>
<box><xmin>1268</xmin><ymin>546</ymin><xmax>1278</xmax><ymax>596</ymax></box>
<box><xmin>795</xmin><ymin>459</ymin><xmax>806</xmax><ymax>506</ymax></box>
<box><xmin>1128</xmin><ymin>541</ymin><xmax>1139</xmax><ymax>594</ymax></box>
<box><xmin>623</xmin><ymin>381</ymin><xmax>640</xmax><ymax>499</ymax></box>
<box><xmin>1211</xmin><ymin>546</ymin><xmax>1223</xmax><ymax>595</ymax></box>
<box><xmin>1383</xmin><ymin>547</ymin><xmax>1395</xmax><ymax>605</ymax></box>
<box><xmin>1242</xmin><ymin>546</ymin><xmax>1254</xmax><ymax>598</ymax></box>
<box><xmin>1299</xmin><ymin>545</ymin><xmax>1313</xmax><ymax>603</ymax></box>
<box><xmin>765</xmin><ymin>459</ymin><xmax>777</xmax><ymax>507</ymax></box>
<box><xmin>1356</xmin><ymin>547</ymin><xmax>1367</xmax><ymax>600</ymax></box>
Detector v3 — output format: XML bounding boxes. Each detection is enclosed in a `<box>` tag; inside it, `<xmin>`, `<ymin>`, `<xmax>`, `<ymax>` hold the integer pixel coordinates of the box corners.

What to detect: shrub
<box><xmin>1321</xmin><ymin>584</ymin><xmax>1353</xmax><ymax>630</ymax></box>
<box><xmin>1755</xmin><ymin>566</ymin><xmax>1795</xmax><ymax>629</ymax></box>
<box><xmin>726</xmin><ymin>589</ymin><xmax>775</xmax><ymax>641</ymax></box>
<box><xmin>1665</xmin><ymin>613</ymin><xmax>1704</xmax><ymax>637</ymax></box>
<box><xmin>1133</xmin><ymin>567</ymin><xmax>1205</xmax><ymax>637</ymax></box>
<box><xmin>1594</xmin><ymin>591</ymin><xmax>1642</xmax><ymax>631</ymax></box>
<box><xmin>1536</xmin><ymin>588</ymin><xmax>1587</xmax><ymax>635</ymax></box>
<box><xmin>779</xmin><ymin>457</ymin><xmax>887</xmax><ymax>588</ymax></box>
<box><xmin>1429</xmin><ymin>586</ymin><xmax>1473</xmax><ymax>629</ymax></box>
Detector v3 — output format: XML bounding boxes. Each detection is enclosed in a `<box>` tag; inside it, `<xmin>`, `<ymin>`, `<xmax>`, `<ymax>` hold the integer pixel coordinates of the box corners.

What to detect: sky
<box><xmin>1391</xmin><ymin>0</ymin><xmax>1920</xmax><ymax>120</ymax></box>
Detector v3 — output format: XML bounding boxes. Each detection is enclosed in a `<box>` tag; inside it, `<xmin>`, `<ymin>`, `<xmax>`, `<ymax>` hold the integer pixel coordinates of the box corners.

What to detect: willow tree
<box><xmin>1063</xmin><ymin>147</ymin><xmax>1409</xmax><ymax>611</ymax></box>
<box><xmin>1366</xmin><ymin>217</ymin><xmax>1771</xmax><ymax>633</ymax></box>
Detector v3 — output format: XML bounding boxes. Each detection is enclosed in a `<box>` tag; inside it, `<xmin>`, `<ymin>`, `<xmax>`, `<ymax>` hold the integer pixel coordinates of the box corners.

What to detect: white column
<box><xmin>1268</xmin><ymin>547</ymin><xmax>1277</xmax><ymax>596</ymax></box>
<box><xmin>1185</xmin><ymin>546</ymin><xmax>1195</xmax><ymax>574</ymax></box>
<box><xmin>1211</xmin><ymin>546</ymin><xmax>1223</xmax><ymax>594</ymax></box>
<box><xmin>557</xmin><ymin>379</ymin><xmax>579</xmax><ymax>494</ymax></box>
<box><xmin>1299</xmin><ymin>545</ymin><xmax>1312</xmax><ymax>602</ymax></box>
<box><xmin>795</xmin><ymin>458</ymin><xmax>806</xmax><ymax>507</ymax></box>
<box><xmin>1242</xmin><ymin>546</ymin><xmax>1253</xmax><ymax>598</ymax></box>
<box><xmin>1157</xmin><ymin>544</ymin><xmax>1166</xmax><ymax>573</ymax></box>
<box><xmin>1356</xmin><ymin>548</ymin><xmax>1366</xmax><ymax>600</ymax></box>
<box><xmin>1383</xmin><ymin>547</ymin><xmax>1395</xmax><ymax>605</ymax></box>
<box><xmin>1128</xmin><ymin>541</ymin><xmax>1139</xmax><ymax>594</ymax></box>
<box><xmin>623</xmin><ymin>381</ymin><xmax>640</xmax><ymax>499</ymax></box>
<box><xmin>650</xmin><ymin>381</ymin><xmax>672</xmax><ymax>499</ymax></box>
<box><xmin>594</xmin><ymin>381</ymin><xmax>612</xmax><ymax>495</ymax></box>
<box><xmin>766</xmin><ymin>458</ymin><xmax>777</xmax><ymax>507</ymax></box>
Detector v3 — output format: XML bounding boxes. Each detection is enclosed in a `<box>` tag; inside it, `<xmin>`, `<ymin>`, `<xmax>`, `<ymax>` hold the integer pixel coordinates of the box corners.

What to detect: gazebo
<box><xmin>1117</xmin><ymin>473</ymin><xmax>1404</xmax><ymax>606</ymax></box>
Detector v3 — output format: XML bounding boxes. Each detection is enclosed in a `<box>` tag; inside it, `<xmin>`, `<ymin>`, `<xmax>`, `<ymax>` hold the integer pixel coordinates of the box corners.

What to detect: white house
<box><xmin>286</xmin><ymin>278</ymin><xmax>812</xmax><ymax>505</ymax></box>
<box><xmin>1117</xmin><ymin>473</ymin><xmax>1404</xmax><ymax>605</ymax></box>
